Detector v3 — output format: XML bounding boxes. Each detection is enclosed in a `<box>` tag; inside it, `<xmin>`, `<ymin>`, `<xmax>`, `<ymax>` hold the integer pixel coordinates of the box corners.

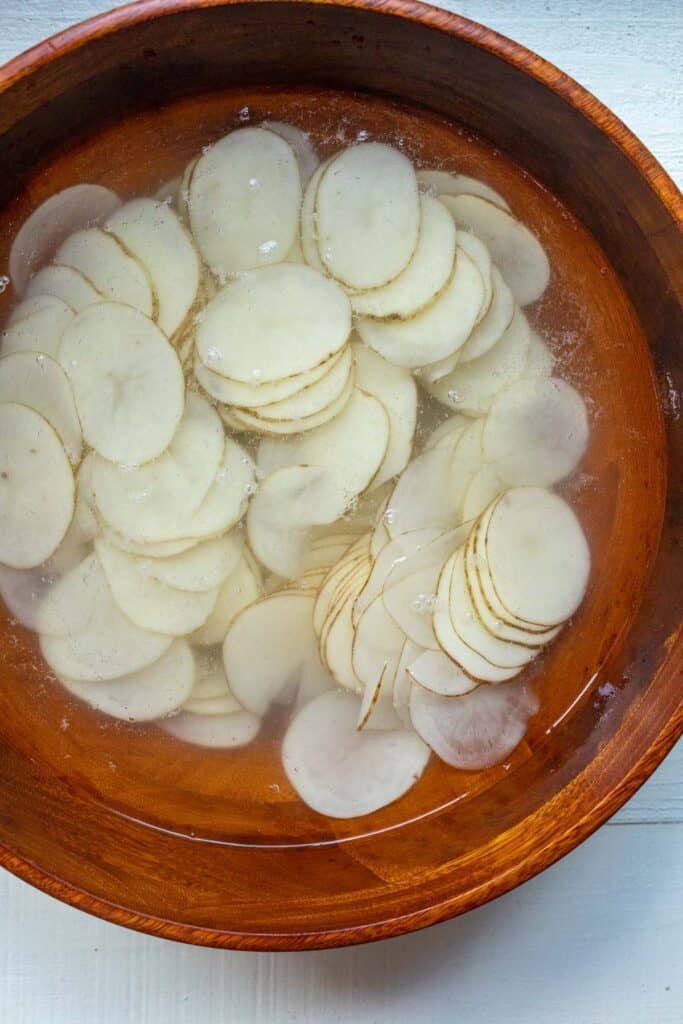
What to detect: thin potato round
<box><xmin>0</xmin><ymin>352</ymin><xmax>82</xmax><ymax>465</ymax></box>
<box><xmin>190</xmin><ymin>550</ymin><xmax>263</xmax><ymax>646</ymax></box>
<box><xmin>352</xmin><ymin>343</ymin><xmax>417</xmax><ymax>487</ymax></box>
<box><xmin>406</xmin><ymin>649</ymin><xmax>478</xmax><ymax>697</ymax></box>
<box><xmin>416</xmin><ymin>169</ymin><xmax>510</xmax><ymax>211</ymax></box>
<box><xmin>262</xmin><ymin>120</ymin><xmax>319</xmax><ymax>184</ymax></box>
<box><xmin>457</xmin><ymin>266</ymin><xmax>514</xmax><ymax>364</ymax></box>
<box><xmin>25</xmin><ymin>264</ymin><xmax>103</xmax><ymax>311</ymax></box>
<box><xmin>2</xmin><ymin>297</ymin><xmax>74</xmax><ymax>358</ymax></box>
<box><xmin>224</xmin><ymin>374</ymin><xmax>353</xmax><ymax>435</ymax></box>
<box><xmin>194</xmin><ymin>348</ymin><xmax>343</xmax><ymax>408</ymax></box>
<box><xmin>160</xmin><ymin>709</ymin><xmax>260</xmax><ymax>748</ymax></box>
<box><xmin>250</xmin><ymin>347</ymin><xmax>353</xmax><ymax>422</ymax></box>
<box><xmin>56</xmin><ymin>228</ymin><xmax>154</xmax><ymax>316</ymax></box>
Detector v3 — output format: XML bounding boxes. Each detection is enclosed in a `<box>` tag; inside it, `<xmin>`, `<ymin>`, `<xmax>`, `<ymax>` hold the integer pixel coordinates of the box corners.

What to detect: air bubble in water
<box><xmin>248</xmin><ymin>177</ymin><xmax>260</xmax><ymax>189</ymax></box>
<box><xmin>251</xmin><ymin>368</ymin><xmax>263</xmax><ymax>381</ymax></box>
<box><xmin>0</xmin><ymin>276</ymin><xmax>9</xmax><ymax>294</ymax></box>
<box><xmin>205</xmin><ymin>345</ymin><xmax>222</xmax><ymax>363</ymax></box>
<box><xmin>239</xmin><ymin>106</ymin><xmax>250</xmax><ymax>122</ymax></box>
<box><xmin>447</xmin><ymin>389</ymin><xmax>461</xmax><ymax>404</ymax></box>
<box><xmin>259</xmin><ymin>239</ymin><xmax>278</xmax><ymax>256</ymax></box>
<box><xmin>383</xmin><ymin>507</ymin><xmax>395</xmax><ymax>526</ymax></box>
<box><xmin>356</xmin><ymin>129</ymin><xmax>369</xmax><ymax>142</ymax></box>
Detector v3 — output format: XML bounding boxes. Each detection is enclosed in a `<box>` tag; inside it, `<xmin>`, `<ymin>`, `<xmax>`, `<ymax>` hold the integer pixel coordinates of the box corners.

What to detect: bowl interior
<box><xmin>0</xmin><ymin>2</ymin><xmax>679</xmax><ymax>949</ymax></box>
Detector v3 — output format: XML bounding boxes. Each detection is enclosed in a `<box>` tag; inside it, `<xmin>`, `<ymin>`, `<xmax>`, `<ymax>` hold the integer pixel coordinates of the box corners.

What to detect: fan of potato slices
<box><xmin>0</xmin><ymin>123</ymin><xmax>591</xmax><ymax>818</ymax></box>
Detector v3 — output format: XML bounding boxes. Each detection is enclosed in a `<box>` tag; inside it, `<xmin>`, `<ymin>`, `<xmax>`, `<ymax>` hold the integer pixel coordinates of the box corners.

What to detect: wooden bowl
<box><xmin>0</xmin><ymin>0</ymin><xmax>680</xmax><ymax>951</ymax></box>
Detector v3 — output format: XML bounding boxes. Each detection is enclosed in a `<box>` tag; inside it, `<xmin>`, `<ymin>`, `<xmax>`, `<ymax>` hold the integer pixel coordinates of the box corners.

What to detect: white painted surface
<box><xmin>0</xmin><ymin>2</ymin><xmax>680</xmax><ymax>1022</ymax></box>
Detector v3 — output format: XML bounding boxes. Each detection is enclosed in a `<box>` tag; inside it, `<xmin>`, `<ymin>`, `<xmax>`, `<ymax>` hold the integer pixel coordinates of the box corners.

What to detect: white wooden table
<box><xmin>1</xmin><ymin>3</ymin><xmax>681</xmax><ymax>1022</ymax></box>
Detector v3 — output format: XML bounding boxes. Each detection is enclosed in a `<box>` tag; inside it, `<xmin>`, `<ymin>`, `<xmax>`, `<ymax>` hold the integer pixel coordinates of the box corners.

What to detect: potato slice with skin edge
<box><xmin>357</xmin><ymin>663</ymin><xmax>403</xmax><ymax>732</ymax></box>
<box><xmin>160</xmin><ymin>709</ymin><xmax>260</xmax><ymax>748</ymax></box>
<box><xmin>9</xmin><ymin>294</ymin><xmax>71</xmax><ymax>325</ymax></box>
<box><xmin>383</xmin><ymin>563</ymin><xmax>442</xmax><ymax>651</ymax></box>
<box><xmin>105</xmin><ymin>199</ymin><xmax>201</xmax><ymax>338</ymax></box>
<box><xmin>449</xmin><ymin>548</ymin><xmax>537</xmax><ymax>669</ymax></box>
<box><xmin>162</xmin><ymin>438</ymin><xmax>254</xmax><ymax>543</ymax></box>
<box><xmin>10</xmin><ymin>184</ymin><xmax>120</xmax><ymax>295</ymax></box>
<box><xmin>351</xmin><ymin>343</ymin><xmax>417</xmax><ymax>488</ymax></box>
<box><xmin>0</xmin><ymin>352</ymin><xmax>82</xmax><ymax>465</ymax></box>
<box><xmin>1</xmin><ymin>297</ymin><xmax>74</xmax><ymax>358</ymax></box>
<box><xmin>257</xmin><ymin>388</ymin><xmax>390</xmax><ymax>499</ymax></box>
<box><xmin>222</xmin><ymin>373</ymin><xmax>354</xmax><ymax>436</ymax></box>
<box><xmin>190</xmin><ymin>550</ymin><xmax>263</xmax><ymax>646</ymax></box>
<box><xmin>423</xmin><ymin>304</ymin><xmax>531</xmax><ymax>416</ymax></box>
<box><xmin>262</xmin><ymin>120</ymin><xmax>319</xmax><ymax>185</ymax></box>
<box><xmin>483</xmin><ymin>377</ymin><xmax>589</xmax><ymax>487</ymax></box>
<box><xmin>322</xmin><ymin>567</ymin><xmax>370</xmax><ymax>692</ymax></box>
<box><xmin>96</xmin><ymin>539</ymin><xmax>219</xmax><ymax>636</ymax></box>
<box><xmin>223</xmin><ymin>590</ymin><xmax>317</xmax><ymax>715</ymax></box>
<box><xmin>25</xmin><ymin>265</ymin><xmax>103</xmax><ymax>311</ymax></box>
<box><xmin>456</xmin><ymin>230</ymin><xmax>493</xmax><ymax>321</ymax></box>
<box><xmin>416</xmin><ymin>169</ymin><xmax>510</xmax><ymax>211</ymax></box>
<box><xmin>248</xmin><ymin>347</ymin><xmax>353</xmax><ymax>422</ymax></box>
<box><xmin>485</xmin><ymin>488</ymin><xmax>591</xmax><ymax>627</ymax></box>
<box><xmin>392</xmin><ymin>638</ymin><xmax>419</xmax><ymax>726</ymax></box>
<box><xmin>194</xmin><ymin>347</ymin><xmax>343</xmax><ymax>409</ymax></box>
<box><xmin>59</xmin><ymin>639</ymin><xmax>194</xmax><ymax>722</ymax></box>
<box><xmin>384</xmin><ymin>444</ymin><xmax>460</xmax><ymax>539</ymax></box>
<box><xmin>352</xmin><ymin>593</ymin><xmax>406</xmax><ymax>691</ymax></box>
<box><xmin>182</xmin><ymin>693</ymin><xmax>243</xmax><ymax>716</ymax></box>
<box><xmin>433</xmin><ymin>556</ymin><xmax>522</xmax><ymax>683</ymax></box>
<box><xmin>154</xmin><ymin>176</ymin><xmax>182</xmax><ymax>204</ymax></box>
<box><xmin>461</xmin><ymin>462</ymin><xmax>507</xmax><ymax>522</ymax></box>
<box><xmin>353</xmin><ymin>527</ymin><xmax>442</xmax><ymax>627</ymax></box>
<box><xmin>128</xmin><ymin>531</ymin><xmax>244</xmax><ymax>593</ymax></box>
<box><xmin>350</xmin><ymin>195</ymin><xmax>456</xmax><ymax>319</ymax></box>
<box><xmin>44</xmin><ymin>485</ymin><xmax>99</xmax><ymax>576</ymax></box>
<box><xmin>407</xmin><ymin>649</ymin><xmax>478</xmax><ymax>697</ymax></box>
<box><xmin>303</xmin><ymin>533</ymin><xmax>356</xmax><ymax>572</ymax></box>
<box><xmin>383</xmin><ymin>523</ymin><xmax>472</xmax><ymax>593</ymax></box>
<box><xmin>448</xmin><ymin>418</ymin><xmax>486</xmax><ymax>515</ymax></box>
<box><xmin>313</xmin><ymin>541</ymin><xmax>372</xmax><ymax>635</ymax></box>
<box><xmin>197</xmin><ymin>264</ymin><xmax>351</xmax><ymax>385</ymax></box>
<box><xmin>457</xmin><ymin>267</ymin><xmax>515</xmax><ymax>364</ymax></box>
<box><xmin>91</xmin><ymin>392</ymin><xmax>224</xmax><ymax>543</ymax></box>
<box><xmin>357</xmin><ymin>247</ymin><xmax>484</xmax><ymax>368</ymax></box>
<box><xmin>59</xmin><ymin>302</ymin><xmax>184</xmax><ymax>466</ymax></box>
<box><xmin>176</xmin><ymin>158</ymin><xmax>198</xmax><ymax>224</ymax></box>
<box><xmin>300</xmin><ymin>158</ymin><xmax>332</xmax><ymax>273</ymax></box>
<box><xmin>440</xmin><ymin>194</ymin><xmax>550</xmax><ymax>306</ymax></box>
<box><xmin>0</xmin><ymin>404</ymin><xmax>74</xmax><ymax>569</ymax></box>
<box><xmin>316</xmin><ymin>143</ymin><xmax>420</xmax><ymax>291</ymax></box>
<box><xmin>282</xmin><ymin>689</ymin><xmax>430</xmax><ymax>819</ymax></box>
<box><xmin>409</xmin><ymin>680</ymin><xmax>538</xmax><ymax>770</ymax></box>
<box><xmin>56</xmin><ymin>228</ymin><xmax>154</xmax><ymax>317</ymax></box>
<box><xmin>101</xmin><ymin>523</ymin><xmax>198</xmax><ymax>559</ymax></box>
<box><xmin>190</xmin><ymin>127</ymin><xmax>301</xmax><ymax>276</ymax></box>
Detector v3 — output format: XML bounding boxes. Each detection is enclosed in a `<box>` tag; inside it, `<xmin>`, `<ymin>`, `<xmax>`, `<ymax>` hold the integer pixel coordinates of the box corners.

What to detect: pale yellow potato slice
<box><xmin>321</xmin><ymin>563</ymin><xmax>371</xmax><ymax>693</ymax></box>
<box><xmin>59</xmin><ymin>639</ymin><xmax>194</xmax><ymax>721</ymax></box>
<box><xmin>0</xmin><ymin>352</ymin><xmax>82</xmax><ymax>465</ymax></box>
<box><xmin>163</xmin><ymin>438</ymin><xmax>254</xmax><ymax>542</ymax></box>
<box><xmin>282</xmin><ymin>689</ymin><xmax>429</xmax><ymax>818</ymax></box>
<box><xmin>316</xmin><ymin>143</ymin><xmax>420</xmax><ymax>291</ymax></box>
<box><xmin>160</xmin><ymin>709</ymin><xmax>261</xmax><ymax>748</ymax></box>
<box><xmin>406</xmin><ymin>648</ymin><xmax>478</xmax><ymax>697</ymax></box>
<box><xmin>449</xmin><ymin>418</ymin><xmax>486</xmax><ymax>516</ymax></box>
<box><xmin>357</xmin><ymin>662</ymin><xmax>403</xmax><ymax>731</ymax></box>
<box><xmin>249</xmin><ymin>347</ymin><xmax>353</xmax><ymax>422</ymax></box>
<box><xmin>59</xmin><ymin>302</ymin><xmax>184</xmax><ymax>466</ymax></box>
<box><xmin>25</xmin><ymin>264</ymin><xmax>102</xmax><ymax>311</ymax></box>
<box><xmin>189</xmin><ymin>127</ymin><xmax>301</xmax><ymax>276</ymax></box>
<box><xmin>456</xmin><ymin>266</ymin><xmax>515</xmax><ymax>364</ymax></box>
<box><xmin>416</xmin><ymin>169</ymin><xmax>510</xmax><ymax>211</ymax></box>
<box><xmin>196</xmin><ymin>263</ymin><xmax>350</xmax><ymax>384</ymax></box>
<box><xmin>56</xmin><ymin>228</ymin><xmax>154</xmax><ymax>316</ymax></box>
<box><xmin>353</xmin><ymin>527</ymin><xmax>441</xmax><ymax>626</ymax></box>
<box><xmin>154</xmin><ymin>176</ymin><xmax>182</xmax><ymax>204</ymax></box>
<box><xmin>0</xmin><ymin>564</ymin><xmax>59</xmax><ymax>632</ymax></box>
<box><xmin>257</xmin><ymin>388</ymin><xmax>390</xmax><ymax>499</ymax></box>
<box><xmin>384</xmin><ymin>444</ymin><xmax>460</xmax><ymax>538</ymax></box>
<box><xmin>262</xmin><ymin>120</ymin><xmax>319</xmax><ymax>184</ymax></box>
<box><xmin>352</xmin><ymin>592</ymin><xmax>405</xmax><ymax>691</ymax></box>
<box><xmin>383</xmin><ymin>563</ymin><xmax>442</xmax><ymax>651</ymax></box>
<box><xmin>224</xmin><ymin>373</ymin><xmax>354</xmax><ymax>435</ymax></box>
<box><xmin>9</xmin><ymin>294</ymin><xmax>69</xmax><ymax>324</ymax></box>
<box><xmin>357</xmin><ymin>247</ymin><xmax>484</xmax><ymax>368</ymax></box>
<box><xmin>422</xmin><ymin>415</ymin><xmax>468</xmax><ymax>452</ymax></box>
<box><xmin>524</xmin><ymin>330</ymin><xmax>555</xmax><ymax>379</ymax></box>
<box><xmin>189</xmin><ymin>550</ymin><xmax>263</xmax><ymax>646</ymax></box>
<box><xmin>461</xmin><ymin>462</ymin><xmax>506</xmax><ymax>522</ymax></box>
<box><xmin>105</xmin><ymin>199</ymin><xmax>200</xmax><ymax>337</ymax></box>
<box><xmin>127</xmin><ymin>531</ymin><xmax>244</xmax><ymax>593</ymax></box>
<box><xmin>193</xmin><ymin>347</ymin><xmax>343</xmax><ymax>408</ymax></box>
<box><xmin>352</xmin><ymin>343</ymin><xmax>417</xmax><ymax>487</ymax></box>
<box><xmin>10</xmin><ymin>184</ymin><xmax>120</xmax><ymax>295</ymax></box>
<box><xmin>300</xmin><ymin>159</ymin><xmax>331</xmax><ymax>272</ymax></box>
<box><xmin>440</xmin><ymin>194</ymin><xmax>550</xmax><ymax>306</ymax></box>
<box><xmin>2</xmin><ymin>296</ymin><xmax>74</xmax><ymax>358</ymax></box>
<box><xmin>392</xmin><ymin>638</ymin><xmax>419</xmax><ymax>725</ymax></box>
<box><xmin>350</xmin><ymin>196</ymin><xmax>456</xmax><ymax>319</ymax></box>
<box><xmin>457</xmin><ymin>230</ymin><xmax>493</xmax><ymax>321</ymax></box>
<box><xmin>0</xmin><ymin>403</ymin><xmax>74</xmax><ymax>569</ymax></box>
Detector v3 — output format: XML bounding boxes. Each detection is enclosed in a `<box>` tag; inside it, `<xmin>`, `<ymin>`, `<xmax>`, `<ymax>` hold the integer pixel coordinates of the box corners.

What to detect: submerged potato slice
<box><xmin>456</xmin><ymin>266</ymin><xmax>514</xmax><ymax>364</ymax></box>
<box><xmin>316</xmin><ymin>143</ymin><xmax>420</xmax><ymax>290</ymax></box>
<box><xmin>409</xmin><ymin>680</ymin><xmax>538</xmax><ymax>769</ymax></box>
<box><xmin>350</xmin><ymin>195</ymin><xmax>456</xmax><ymax>319</ymax></box>
<box><xmin>196</xmin><ymin>263</ymin><xmax>351</xmax><ymax>384</ymax></box>
<box><xmin>251</xmin><ymin>346</ymin><xmax>353</xmax><ymax>422</ymax></box>
<box><xmin>384</xmin><ymin>445</ymin><xmax>459</xmax><ymax>538</ymax></box>
<box><xmin>223</xmin><ymin>373</ymin><xmax>354</xmax><ymax>435</ymax></box>
<box><xmin>441</xmin><ymin>194</ymin><xmax>550</xmax><ymax>306</ymax></box>
<box><xmin>407</xmin><ymin>648</ymin><xmax>477</xmax><ymax>698</ymax></box>
<box><xmin>189</xmin><ymin>126</ymin><xmax>301</xmax><ymax>276</ymax></box>
<box><xmin>105</xmin><ymin>199</ymin><xmax>200</xmax><ymax>337</ymax></box>
<box><xmin>2</xmin><ymin>297</ymin><xmax>74</xmax><ymax>358</ymax></box>
<box><xmin>194</xmin><ymin>347</ymin><xmax>342</xmax><ymax>408</ymax></box>
<box><xmin>56</xmin><ymin>228</ymin><xmax>154</xmax><ymax>316</ymax></box>
<box><xmin>0</xmin><ymin>404</ymin><xmax>74</xmax><ymax>569</ymax></box>
<box><xmin>416</xmin><ymin>169</ymin><xmax>510</xmax><ymax>211</ymax></box>
<box><xmin>0</xmin><ymin>352</ymin><xmax>82</xmax><ymax>465</ymax></box>
<box><xmin>25</xmin><ymin>264</ymin><xmax>103</xmax><ymax>311</ymax></box>
<box><xmin>357</xmin><ymin>247</ymin><xmax>484</xmax><ymax>368</ymax></box>
<box><xmin>262</xmin><ymin>120</ymin><xmax>319</xmax><ymax>184</ymax></box>
<box><xmin>59</xmin><ymin>639</ymin><xmax>194</xmax><ymax>721</ymax></box>
<box><xmin>134</xmin><ymin>532</ymin><xmax>243</xmax><ymax>592</ymax></box>
<box><xmin>10</xmin><ymin>184</ymin><xmax>120</xmax><ymax>295</ymax></box>
<box><xmin>59</xmin><ymin>302</ymin><xmax>184</xmax><ymax>465</ymax></box>
<box><xmin>160</xmin><ymin>709</ymin><xmax>260</xmax><ymax>748</ymax></box>
<box><xmin>282</xmin><ymin>689</ymin><xmax>430</xmax><ymax>818</ymax></box>
<box><xmin>0</xmin><ymin>564</ymin><xmax>59</xmax><ymax>632</ymax></box>
<box><xmin>352</xmin><ymin>343</ymin><xmax>417</xmax><ymax>487</ymax></box>
<box><xmin>190</xmin><ymin>549</ymin><xmax>263</xmax><ymax>646</ymax></box>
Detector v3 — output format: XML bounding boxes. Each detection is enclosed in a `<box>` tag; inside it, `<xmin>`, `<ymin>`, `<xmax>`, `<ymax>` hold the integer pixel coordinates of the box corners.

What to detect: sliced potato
<box><xmin>350</xmin><ymin>195</ymin><xmax>456</xmax><ymax>319</ymax></box>
<box><xmin>352</xmin><ymin>343</ymin><xmax>417</xmax><ymax>487</ymax></box>
<box><xmin>134</xmin><ymin>532</ymin><xmax>243</xmax><ymax>592</ymax></box>
<box><xmin>357</xmin><ymin>247</ymin><xmax>484</xmax><ymax>368</ymax></box>
<box><xmin>322</xmin><ymin>566</ymin><xmax>370</xmax><ymax>693</ymax></box>
<box><xmin>483</xmin><ymin>377</ymin><xmax>589</xmax><ymax>487</ymax></box>
<box><xmin>224</xmin><ymin>373</ymin><xmax>353</xmax><ymax>435</ymax></box>
<box><xmin>382</xmin><ymin>563</ymin><xmax>441</xmax><ymax>650</ymax></box>
<box><xmin>105</xmin><ymin>199</ymin><xmax>200</xmax><ymax>337</ymax></box>
<box><xmin>59</xmin><ymin>302</ymin><xmax>184</xmax><ymax>466</ymax></box>
<box><xmin>409</xmin><ymin>680</ymin><xmax>538</xmax><ymax>769</ymax></box>
<box><xmin>384</xmin><ymin>445</ymin><xmax>459</xmax><ymax>538</ymax></box>
<box><xmin>59</xmin><ymin>639</ymin><xmax>194</xmax><ymax>721</ymax></box>
<box><xmin>357</xmin><ymin>663</ymin><xmax>403</xmax><ymax>731</ymax></box>
<box><xmin>392</xmin><ymin>638</ymin><xmax>419</xmax><ymax>725</ymax></box>
<box><xmin>257</xmin><ymin>388</ymin><xmax>390</xmax><ymax>498</ymax></box>
<box><xmin>457</xmin><ymin>267</ymin><xmax>515</xmax><ymax>364</ymax></box>
<box><xmin>96</xmin><ymin>538</ymin><xmax>218</xmax><ymax>636</ymax></box>
<box><xmin>294</xmin><ymin>654</ymin><xmax>337</xmax><ymax>711</ymax></box>
<box><xmin>316</xmin><ymin>143</ymin><xmax>420</xmax><ymax>291</ymax></box>
<box><xmin>190</xmin><ymin>549</ymin><xmax>263</xmax><ymax>646</ymax></box>
<box><xmin>440</xmin><ymin>194</ymin><xmax>550</xmax><ymax>306</ymax></box>
<box><xmin>0</xmin><ymin>404</ymin><xmax>74</xmax><ymax>569</ymax></box>
<box><xmin>352</xmin><ymin>593</ymin><xmax>405</xmax><ymax>690</ymax></box>
<box><xmin>167</xmin><ymin>437</ymin><xmax>254</xmax><ymax>541</ymax></box>
<box><xmin>250</xmin><ymin>346</ymin><xmax>353</xmax><ymax>422</ymax></box>
<box><xmin>25</xmin><ymin>264</ymin><xmax>102</xmax><ymax>311</ymax></box>
<box><xmin>9</xmin><ymin>294</ymin><xmax>69</xmax><ymax>324</ymax></box>
<box><xmin>160</xmin><ymin>709</ymin><xmax>260</xmax><ymax>747</ymax></box>
<box><xmin>189</xmin><ymin>126</ymin><xmax>301</xmax><ymax>276</ymax></box>
<box><xmin>456</xmin><ymin>230</ymin><xmax>493</xmax><ymax>319</ymax></box>
<box><xmin>524</xmin><ymin>330</ymin><xmax>555</xmax><ymax>379</ymax></box>
<box><xmin>223</xmin><ymin>590</ymin><xmax>317</xmax><ymax>714</ymax></box>
<box><xmin>194</xmin><ymin>348</ymin><xmax>342</xmax><ymax>408</ymax></box>
<box><xmin>0</xmin><ymin>352</ymin><xmax>82</xmax><ymax>465</ymax></box>
<box><xmin>416</xmin><ymin>169</ymin><xmax>510</xmax><ymax>211</ymax></box>
<box><xmin>2</xmin><ymin>296</ymin><xmax>74</xmax><ymax>358</ymax></box>
<box><xmin>461</xmin><ymin>462</ymin><xmax>506</xmax><ymax>522</ymax></box>
<box><xmin>182</xmin><ymin>694</ymin><xmax>243</xmax><ymax>716</ymax></box>
<box><xmin>10</xmin><ymin>184</ymin><xmax>120</xmax><ymax>295</ymax></box>
<box><xmin>423</xmin><ymin>305</ymin><xmax>531</xmax><ymax>415</ymax></box>
<box><xmin>36</xmin><ymin>552</ymin><xmax>102</xmax><ymax>636</ymax></box>
<box><xmin>0</xmin><ymin>563</ymin><xmax>58</xmax><ymax>632</ymax></box>
<box><xmin>423</xmin><ymin>415</ymin><xmax>469</xmax><ymax>452</ymax></box>
<box><xmin>406</xmin><ymin>649</ymin><xmax>478</xmax><ymax>697</ymax></box>
<box><xmin>447</xmin><ymin>415</ymin><xmax>486</xmax><ymax>516</ymax></box>
<box><xmin>196</xmin><ymin>264</ymin><xmax>350</xmax><ymax>384</ymax></box>
<box><xmin>56</xmin><ymin>228</ymin><xmax>154</xmax><ymax>316</ymax></box>
<box><xmin>353</xmin><ymin>527</ymin><xmax>441</xmax><ymax>625</ymax></box>
<box><xmin>282</xmin><ymin>689</ymin><xmax>430</xmax><ymax>818</ymax></box>
<box><xmin>262</xmin><ymin>120</ymin><xmax>319</xmax><ymax>184</ymax></box>
<box><xmin>300</xmin><ymin>158</ymin><xmax>332</xmax><ymax>273</ymax></box>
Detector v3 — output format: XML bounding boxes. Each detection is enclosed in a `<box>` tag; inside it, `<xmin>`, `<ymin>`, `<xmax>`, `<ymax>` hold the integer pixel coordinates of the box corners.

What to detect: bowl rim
<box><xmin>0</xmin><ymin>0</ymin><xmax>681</xmax><ymax>951</ymax></box>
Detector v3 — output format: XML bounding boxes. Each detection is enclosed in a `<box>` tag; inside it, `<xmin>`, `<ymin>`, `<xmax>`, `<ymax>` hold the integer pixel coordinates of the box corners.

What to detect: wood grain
<box><xmin>0</xmin><ymin>0</ymin><xmax>680</xmax><ymax>953</ymax></box>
